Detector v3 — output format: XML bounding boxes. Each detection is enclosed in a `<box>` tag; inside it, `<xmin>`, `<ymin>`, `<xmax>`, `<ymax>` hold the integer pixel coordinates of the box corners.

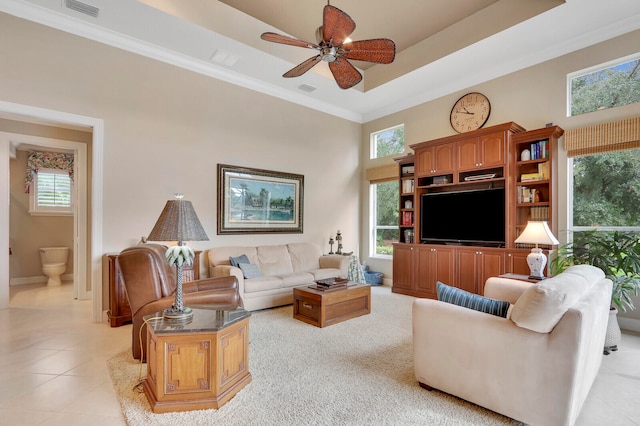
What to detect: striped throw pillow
<box><xmin>436</xmin><ymin>281</ymin><xmax>510</xmax><ymax>318</ymax></box>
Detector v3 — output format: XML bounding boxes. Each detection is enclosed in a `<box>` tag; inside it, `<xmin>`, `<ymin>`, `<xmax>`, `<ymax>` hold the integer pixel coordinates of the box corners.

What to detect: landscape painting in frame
<box><xmin>217</xmin><ymin>164</ymin><xmax>304</xmax><ymax>234</ymax></box>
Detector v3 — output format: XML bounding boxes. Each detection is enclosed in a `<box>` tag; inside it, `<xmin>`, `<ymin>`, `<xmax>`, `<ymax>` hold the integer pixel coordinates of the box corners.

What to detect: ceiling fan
<box><xmin>260</xmin><ymin>3</ymin><xmax>396</xmax><ymax>90</ymax></box>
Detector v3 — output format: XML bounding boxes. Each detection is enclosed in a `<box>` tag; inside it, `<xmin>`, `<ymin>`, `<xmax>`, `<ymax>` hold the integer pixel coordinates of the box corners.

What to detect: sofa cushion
<box><xmin>277</xmin><ymin>272</ymin><xmax>315</xmax><ymax>288</ymax></box>
<box><xmin>309</xmin><ymin>268</ymin><xmax>343</xmax><ymax>281</ymax></box>
<box><xmin>239</xmin><ymin>263</ymin><xmax>263</xmax><ymax>279</ymax></box>
<box><xmin>257</xmin><ymin>245</ymin><xmax>294</xmax><ymax>276</ymax></box>
<box><xmin>510</xmin><ymin>269</ymin><xmax>595</xmax><ymax>333</ymax></box>
<box><xmin>287</xmin><ymin>243</ymin><xmax>322</xmax><ymax>272</ymax></box>
<box><xmin>230</xmin><ymin>254</ymin><xmax>250</xmax><ymax>268</ymax></box>
<box><xmin>437</xmin><ymin>281</ymin><xmax>510</xmax><ymax>318</ymax></box>
<box><xmin>243</xmin><ymin>276</ymin><xmax>282</xmax><ymax>293</ymax></box>
<box><xmin>209</xmin><ymin>246</ymin><xmax>258</xmax><ymax>266</ymax></box>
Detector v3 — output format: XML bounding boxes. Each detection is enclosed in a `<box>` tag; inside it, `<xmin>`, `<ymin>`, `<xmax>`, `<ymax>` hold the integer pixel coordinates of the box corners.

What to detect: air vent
<box><xmin>64</xmin><ymin>0</ymin><xmax>100</xmax><ymax>18</ymax></box>
<box><xmin>298</xmin><ymin>84</ymin><xmax>317</xmax><ymax>93</ymax></box>
<box><xmin>209</xmin><ymin>50</ymin><xmax>239</xmax><ymax>67</ymax></box>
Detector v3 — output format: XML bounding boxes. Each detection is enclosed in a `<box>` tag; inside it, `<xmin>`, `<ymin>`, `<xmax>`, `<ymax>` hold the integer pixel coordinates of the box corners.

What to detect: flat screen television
<box><xmin>420</xmin><ymin>187</ymin><xmax>505</xmax><ymax>246</ymax></box>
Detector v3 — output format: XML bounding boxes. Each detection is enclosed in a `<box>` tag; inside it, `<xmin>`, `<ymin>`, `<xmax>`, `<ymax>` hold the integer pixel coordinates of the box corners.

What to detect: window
<box><xmin>29</xmin><ymin>168</ymin><xmax>73</xmax><ymax>216</ymax></box>
<box><xmin>568</xmin><ymin>52</ymin><xmax>640</xmax><ymax>116</ymax></box>
<box><xmin>571</xmin><ymin>148</ymin><xmax>640</xmax><ymax>230</ymax></box>
<box><xmin>371</xmin><ymin>181</ymin><xmax>399</xmax><ymax>256</ymax></box>
<box><xmin>370</xmin><ymin>124</ymin><xmax>405</xmax><ymax>159</ymax></box>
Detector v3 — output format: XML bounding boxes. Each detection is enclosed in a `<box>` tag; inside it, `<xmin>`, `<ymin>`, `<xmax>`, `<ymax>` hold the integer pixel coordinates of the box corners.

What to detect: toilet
<box><xmin>39</xmin><ymin>247</ymin><xmax>70</xmax><ymax>286</ymax></box>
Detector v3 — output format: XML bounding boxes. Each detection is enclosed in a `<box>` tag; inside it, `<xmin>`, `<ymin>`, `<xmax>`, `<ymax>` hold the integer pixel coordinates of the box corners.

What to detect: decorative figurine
<box><xmin>328</xmin><ymin>236</ymin><xmax>334</xmax><ymax>254</ymax></box>
<box><xmin>336</xmin><ymin>230</ymin><xmax>343</xmax><ymax>255</ymax></box>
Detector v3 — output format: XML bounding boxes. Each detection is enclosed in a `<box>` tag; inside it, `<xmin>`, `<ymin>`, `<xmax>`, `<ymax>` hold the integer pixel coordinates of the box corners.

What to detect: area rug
<box><xmin>107</xmin><ymin>286</ymin><xmax>520</xmax><ymax>425</ymax></box>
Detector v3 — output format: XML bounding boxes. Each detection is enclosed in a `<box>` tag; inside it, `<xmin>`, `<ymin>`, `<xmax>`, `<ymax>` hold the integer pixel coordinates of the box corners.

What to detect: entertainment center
<box><xmin>393</xmin><ymin>122</ymin><xmax>564</xmax><ymax>299</ymax></box>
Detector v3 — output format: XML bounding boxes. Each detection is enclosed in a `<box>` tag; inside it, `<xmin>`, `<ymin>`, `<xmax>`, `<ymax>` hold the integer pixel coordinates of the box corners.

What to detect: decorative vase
<box><xmin>604</xmin><ymin>307</ymin><xmax>621</xmax><ymax>355</ymax></box>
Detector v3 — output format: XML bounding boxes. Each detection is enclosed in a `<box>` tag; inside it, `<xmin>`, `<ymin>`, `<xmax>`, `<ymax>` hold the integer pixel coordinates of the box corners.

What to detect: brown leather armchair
<box><xmin>117</xmin><ymin>244</ymin><xmax>243</xmax><ymax>360</ymax></box>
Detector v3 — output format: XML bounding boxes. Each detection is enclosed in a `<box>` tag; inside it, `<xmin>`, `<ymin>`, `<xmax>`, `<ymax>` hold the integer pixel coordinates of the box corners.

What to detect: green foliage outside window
<box><xmin>372</xmin><ymin>126</ymin><xmax>405</xmax><ymax>159</ymax></box>
<box><xmin>570</xmin><ymin>58</ymin><xmax>640</xmax><ymax>116</ymax></box>
<box><xmin>375</xmin><ymin>181</ymin><xmax>399</xmax><ymax>255</ymax></box>
<box><xmin>573</xmin><ymin>149</ymin><xmax>640</xmax><ymax>227</ymax></box>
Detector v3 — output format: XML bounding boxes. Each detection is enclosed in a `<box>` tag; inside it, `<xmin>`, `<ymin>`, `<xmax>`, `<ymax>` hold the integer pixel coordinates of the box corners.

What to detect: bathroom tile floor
<box><xmin>1</xmin><ymin>282</ymin><xmax>639</xmax><ymax>425</ymax></box>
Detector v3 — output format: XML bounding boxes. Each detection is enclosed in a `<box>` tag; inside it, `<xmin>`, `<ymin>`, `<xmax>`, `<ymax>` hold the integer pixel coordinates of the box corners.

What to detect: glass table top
<box><xmin>144</xmin><ymin>306</ymin><xmax>250</xmax><ymax>334</ymax></box>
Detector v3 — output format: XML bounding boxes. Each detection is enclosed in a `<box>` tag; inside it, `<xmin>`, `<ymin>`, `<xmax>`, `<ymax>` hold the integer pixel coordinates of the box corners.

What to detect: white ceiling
<box><xmin>2</xmin><ymin>0</ymin><xmax>640</xmax><ymax>123</ymax></box>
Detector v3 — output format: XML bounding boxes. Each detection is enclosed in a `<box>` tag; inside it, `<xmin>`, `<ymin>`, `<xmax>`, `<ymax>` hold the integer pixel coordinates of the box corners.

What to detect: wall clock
<box><xmin>450</xmin><ymin>92</ymin><xmax>491</xmax><ymax>133</ymax></box>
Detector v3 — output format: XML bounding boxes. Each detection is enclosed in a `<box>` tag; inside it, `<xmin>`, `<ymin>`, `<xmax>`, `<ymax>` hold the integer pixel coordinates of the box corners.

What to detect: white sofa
<box><xmin>413</xmin><ymin>265</ymin><xmax>612</xmax><ymax>426</ymax></box>
<box><xmin>208</xmin><ymin>242</ymin><xmax>350</xmax><ymax>311</ymax></box>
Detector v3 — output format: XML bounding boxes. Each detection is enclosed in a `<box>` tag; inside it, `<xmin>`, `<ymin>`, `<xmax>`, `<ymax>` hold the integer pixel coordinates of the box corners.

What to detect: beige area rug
<box><xmin>107</xmin><ymin>286</ymin><xmax>520</xmax><ymax>425</ymax></box>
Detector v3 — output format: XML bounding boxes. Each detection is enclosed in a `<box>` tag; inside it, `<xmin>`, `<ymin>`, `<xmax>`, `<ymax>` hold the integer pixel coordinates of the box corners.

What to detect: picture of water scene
<box><xmin>228</xmin><ymin>176</ymin><xmax>296</xmax><ymax>224</ymax></box>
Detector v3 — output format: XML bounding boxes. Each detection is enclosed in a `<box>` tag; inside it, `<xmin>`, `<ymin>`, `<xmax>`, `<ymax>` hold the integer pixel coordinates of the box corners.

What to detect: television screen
<box><xmin>420</xmin><ymin>188</ymin><xmax>505</xmax><ymax>245</ymax></box>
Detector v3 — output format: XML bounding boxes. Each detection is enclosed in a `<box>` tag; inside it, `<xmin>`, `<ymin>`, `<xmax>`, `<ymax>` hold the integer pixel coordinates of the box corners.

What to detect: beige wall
<box><xmin>9</xmin><ymin>149</ymin><xmax>74</xmax><ymax>279</ymax></box>
<box><xmin>361</xmin><ymin>29</ymin><xmax>640</xmax><ymax>324</ymax></box>
<box><xmin>0</xmin><ymin>13</ymin><xmax>362</xmax><ymax>310</ymax></box>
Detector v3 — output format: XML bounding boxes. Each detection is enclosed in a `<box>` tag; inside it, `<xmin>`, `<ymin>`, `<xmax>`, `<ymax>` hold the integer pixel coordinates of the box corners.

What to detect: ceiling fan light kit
<box><xmin>261</xmin><ymin>4</ymin><xmax>396</xmax><ymax>89</ymax></box>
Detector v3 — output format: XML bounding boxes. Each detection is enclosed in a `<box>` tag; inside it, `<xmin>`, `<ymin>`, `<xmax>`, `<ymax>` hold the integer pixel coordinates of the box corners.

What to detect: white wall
<box><xmin>0</xmin><ymin>12</ymin><xmax>362</xmax><ymax>310</ymax></box>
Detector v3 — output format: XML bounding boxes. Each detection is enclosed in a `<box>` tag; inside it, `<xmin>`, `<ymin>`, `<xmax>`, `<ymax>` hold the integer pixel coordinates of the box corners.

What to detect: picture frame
<box><xmin>217</xmin><ymin>164</ymin><xmax>304</xmax><ymax>234</ymax></box>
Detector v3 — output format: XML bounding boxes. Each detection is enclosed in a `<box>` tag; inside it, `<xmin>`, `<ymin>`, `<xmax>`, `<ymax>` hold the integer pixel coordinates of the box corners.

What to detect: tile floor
<box><xmin>1</xmin><ymin>282</ymin><xmax>639</xmax><ymax>425</ymax></box>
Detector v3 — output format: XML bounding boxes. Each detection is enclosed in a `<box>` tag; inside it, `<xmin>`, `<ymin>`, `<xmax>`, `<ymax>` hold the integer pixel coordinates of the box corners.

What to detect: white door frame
<box><xmin>0</xmin><ymin>100</ymin><xmax>104</xmax><ymax>322</ymax></box>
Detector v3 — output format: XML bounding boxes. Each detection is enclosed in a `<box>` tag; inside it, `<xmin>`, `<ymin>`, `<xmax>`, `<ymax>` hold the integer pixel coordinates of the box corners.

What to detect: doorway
<box><xmin>0</xmin><ymin>100</ymin><xmax>104</xmax><ymax>322</ymax></box>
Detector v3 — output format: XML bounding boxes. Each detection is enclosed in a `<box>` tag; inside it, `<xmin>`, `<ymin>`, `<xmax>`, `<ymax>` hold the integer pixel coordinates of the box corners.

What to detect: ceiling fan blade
<box><xmin>343</xmin><ymin>39</ymin><xmax>396</xmax><ymax>64</ymax></box>
<box><xmin>283</xmin><ymin>56</ymin><xmax>322</xmax><ymax>78</ymax></box>
<box><xmin>328</xmin><ymin>57</ymin><xmax>362</xmax><ymax>89</ymax></box>
<box><xmin>261</xmin><ymin>32</ymin><xmax>318</xmax><ymax>49</ymax></box>
<box><xmin>322</xmin><ymin>5</ymin><xmax>356</xmax><ymax>45</ymax></box>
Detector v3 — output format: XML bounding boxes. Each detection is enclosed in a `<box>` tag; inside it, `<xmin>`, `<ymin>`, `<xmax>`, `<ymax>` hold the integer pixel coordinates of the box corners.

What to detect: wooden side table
<box><xmin>498</xmin><ymin>273</ymin><xmax>545</xmax><ymax>283</ymax></box>
<box><xmin>143</xmin><ymin>307</ymin><xmax>251</xmax><ymax>413</ymax></box>
<box><xmin>293</xmin><ymin>283</ymin><xmax>371</xmax><ymax>328</ymax></box>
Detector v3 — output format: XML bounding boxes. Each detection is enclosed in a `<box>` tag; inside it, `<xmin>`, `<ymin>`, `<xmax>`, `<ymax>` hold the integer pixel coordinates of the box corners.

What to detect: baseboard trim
<box><xmin>618</xmin><ymin>317</ymin><xmax>640</xmax><ymax>333</ymax></box>
<box><xmin>9</xmin><ymin>273</ymin><xmax>73</xmax><ymax>286</ymax></box>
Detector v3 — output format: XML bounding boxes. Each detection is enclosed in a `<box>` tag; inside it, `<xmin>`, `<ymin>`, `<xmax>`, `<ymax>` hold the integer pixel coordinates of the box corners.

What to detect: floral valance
<box><xmin>25</xmin><ymin>150</ymin><xmax>74</xmax><ymax>193</ymax></box>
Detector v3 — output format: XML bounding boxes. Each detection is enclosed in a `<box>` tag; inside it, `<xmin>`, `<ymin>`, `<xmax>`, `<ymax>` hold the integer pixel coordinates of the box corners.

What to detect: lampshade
<box><xmin>147</xmin><ymin>194</ymin><xmax>209</xmax><ymax>244</ymax></box>
<box><xmin>514</xmin><ymin>221</ymin><xmax>559</xmax><ymax>246</ymax></box>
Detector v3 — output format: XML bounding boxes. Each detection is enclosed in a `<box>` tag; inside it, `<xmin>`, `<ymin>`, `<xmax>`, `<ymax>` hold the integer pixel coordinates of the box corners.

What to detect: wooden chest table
<box><xmin>293</xmin><ymin>283</ymin><xmax>371</xmax><ymax>328</ymax></box>
<box><xmin>143</xmin><ymin>307</ymin><xmax>251</xmax><ymax>413</ymax></box>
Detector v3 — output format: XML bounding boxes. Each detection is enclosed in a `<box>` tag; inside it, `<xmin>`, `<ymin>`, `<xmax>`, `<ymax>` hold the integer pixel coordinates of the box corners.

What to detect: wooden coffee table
<box><xmin>293</xmin><ymin>283</ymin><xmax>371</xmax><ymax>328</ymax></box>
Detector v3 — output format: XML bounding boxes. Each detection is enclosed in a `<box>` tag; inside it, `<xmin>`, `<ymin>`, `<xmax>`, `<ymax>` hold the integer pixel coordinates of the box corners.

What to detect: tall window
<box><xmin>371</xmin><ymin>181</ymin><xmax>399</xmax><ymax>256</ymax></box>
<box><xmin>29</xmin><ymin>168</ymin><xmax>73</xmax><ymax>216</ymax></box>
<box><xmin>370</xmin><ymin>124</ymin><xmax>405</xmax><ymax>159</ymax></box>
<box><xmin>568</xmin><ymin>52</ymin><xmax>640</xmax><ymax>116</ymax></box>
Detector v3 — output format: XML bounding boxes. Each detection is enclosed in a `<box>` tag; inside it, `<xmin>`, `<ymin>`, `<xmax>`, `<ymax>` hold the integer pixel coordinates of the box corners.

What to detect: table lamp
<box><xmin>514</xmin><ymin>220</ymin><xmax>559</xmax><ymax>280</ymax></box>
<box><xmin>147</xmin><ymin>194</ymin><xmax>209</xmax><ymax>320</ymax></box>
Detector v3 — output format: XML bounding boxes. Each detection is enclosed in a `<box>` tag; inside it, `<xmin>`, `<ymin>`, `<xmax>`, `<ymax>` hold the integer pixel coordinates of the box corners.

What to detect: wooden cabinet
<box><xmin>392</xmin><ymin>244</ymin><xmax>414</xmax><ymax>291</ymax></box>
<box><xmin>457</xmin><ymin>132</ymin><xmax>506</xmax><ymax>171</ymax></box>
<box><xmin>105</xmin><ymin>250</ymin><xmax>201</xmax><ymax>327</ymax></box>
<box><xmin>416</xmin><ymin>245</ymin><xmax>455</xmax><ymax>297</ymax></box>
<box><xmin>415</xmin><ymin>143</ymin><xmax>455</xmax><ymax>176</ymax></box>
<box><xmin>392</xmin><ymin>121</ymin><xmax>563</xmax><ymax>300</ymax></box>
<box><xmin>397</xmin><ymin>155</ymin><xmax>416</xmax><ymax>243</ymax></box>
<box><xmin>457</xmin><ymin>248</ymin><xmax>505</xmax><ymax>295</ymax></box>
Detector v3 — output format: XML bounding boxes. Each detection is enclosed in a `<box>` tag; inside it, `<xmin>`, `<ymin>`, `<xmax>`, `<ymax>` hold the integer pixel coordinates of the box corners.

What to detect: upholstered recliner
<box><xmin>413</xmin><ymin>265</ymin><xmax>612</xmax><ymax>426</ymax></box>
<box><xmin>117</xmin><ymin>244</ymin><xmax>243</xmax><ymax>360</ymax></box>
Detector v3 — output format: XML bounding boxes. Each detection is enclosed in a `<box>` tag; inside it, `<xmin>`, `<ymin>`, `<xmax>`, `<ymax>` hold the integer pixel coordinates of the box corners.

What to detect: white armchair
<box><xmin>412</xmin><ymin>265</ymin><xmax>612</xmax><ymax>426</ymax></box>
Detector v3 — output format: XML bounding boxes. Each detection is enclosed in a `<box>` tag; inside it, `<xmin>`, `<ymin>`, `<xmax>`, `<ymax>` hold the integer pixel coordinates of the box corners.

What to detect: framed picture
<box><xmin>217</xmin><ymin>164</ymin><xmax>304</xmax><ymax>234</ymax></box>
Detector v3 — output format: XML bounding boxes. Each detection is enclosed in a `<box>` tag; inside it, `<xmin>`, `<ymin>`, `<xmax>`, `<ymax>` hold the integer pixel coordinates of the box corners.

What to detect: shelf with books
<box><xmin>395</xmin><ymin>154</ymin><xmax>415</xmax><ymax>244</ymax></box>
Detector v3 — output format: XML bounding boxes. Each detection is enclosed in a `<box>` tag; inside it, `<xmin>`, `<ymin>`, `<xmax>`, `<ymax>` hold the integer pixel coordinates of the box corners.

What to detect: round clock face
<box><xmin>450</xmin><ymin>92</ymin><xmax>491</xmax><ymax>133</ymax></box>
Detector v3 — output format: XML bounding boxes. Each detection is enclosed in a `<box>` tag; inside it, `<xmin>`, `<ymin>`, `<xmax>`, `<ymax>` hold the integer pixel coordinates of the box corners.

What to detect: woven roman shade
<box><xmin>565</xmin><ymin>116</ymin><xmax>640</xmax><ymax>157</ymax></box>
<box><xmin>365</xmin><ymin>163</ymin><xmax>397</xmax><ymax>183</ymax></box>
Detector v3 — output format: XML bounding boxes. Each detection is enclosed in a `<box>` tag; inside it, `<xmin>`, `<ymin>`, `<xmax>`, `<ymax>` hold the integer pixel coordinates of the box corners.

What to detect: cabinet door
<box><xmin>392</xmin><ymin>244</ymin><xmax>414</xmax><ymax>291</ymax></box>
<box><xmin>478</xmin><ymin>250</ymin><xmax>505</xmax><ymax>294</ymax></box>
<box><xmin>415</xmin><ymin>148</ymin><xmax>435</xmax><ymax>176</ymax></box>
<box><xmin>456</xmin><ymin>139</ymin><xmax>479</xmax><ymax>171</ymax></box>
<box><xmin>456</xmin><ymin>248</ymin><xmax>479</xmax><ymax>293</ymax></box>
<box><xmin>505</xmin><ymin>250</ymin><xmax>531</xmax><ymax>275</ymax></box>
<box><xmin>433</xmin><ymin>144</ymin><xmax>455</xmax><ymax>174</ymax></box>
<box><xmin>417</xmin><ymin>246</ymin><xmax>454</xmax><ymax>295</ymax></box>
<box><xmin>479</xmin><ymin>133</ymin><xmax>505</xmax><ymax>167</ymax></box>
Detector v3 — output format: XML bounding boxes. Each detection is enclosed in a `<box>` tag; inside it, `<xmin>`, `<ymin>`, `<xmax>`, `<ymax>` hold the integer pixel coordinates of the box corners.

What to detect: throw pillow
<box><xmin>436</xmin><ymin>281</ymin><xmax>510</xmax><ymax>318</ymax></box>
<box><xmin>229</xmin><ymin>254</ymin><xmax>250</xmax><ymax>268</ymax></box>
<box><xmin>239</xmin><ymin>263</ymin><xmax>263</xmax><ymax>279</ymax></box>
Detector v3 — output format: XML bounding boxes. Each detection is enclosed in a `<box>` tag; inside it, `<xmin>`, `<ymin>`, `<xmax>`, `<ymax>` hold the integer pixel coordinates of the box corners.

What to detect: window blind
<box><xmin>565</xmin><ymin>116</ymin><xmax>640</xmax><ymax>157</ymax></box>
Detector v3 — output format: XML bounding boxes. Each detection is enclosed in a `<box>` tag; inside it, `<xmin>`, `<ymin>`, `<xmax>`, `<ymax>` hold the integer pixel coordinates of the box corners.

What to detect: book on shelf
<box><xmin>402</xmin><ymin>179</ymin><xmax>414</xmax><ymax>193</ymax></box>
<box><xmin>528</xmin><ymin>139</ymin><xmax>549</xmax><ymax>160</ymax></box>
<box><xmin>530</xmin><ymin>206</ymin><xmax>549</xmax><ymax>221</ymax></box>
<box><xmin>520</xmin><ymin>172</ymin><xmax>541</xmax><ymax>182</ymax></box>
<box><xmin>517</xmin><ymin>186</ymin><xmax>540</xmax><ymax>203</ymax></box>
<box><xmin>402</xmin><ymin>211</ymin><xmax>413</xmax><ymax>226</ymax></box>
<box><xmin>401</xmin><ymin>165</ymin><xmax>415</xmax><ymax>175</ymax></box>
<box><xmin>538</xmin><ymin>161</ymin><xmax>550</xmax><ymax>180</ymax></box>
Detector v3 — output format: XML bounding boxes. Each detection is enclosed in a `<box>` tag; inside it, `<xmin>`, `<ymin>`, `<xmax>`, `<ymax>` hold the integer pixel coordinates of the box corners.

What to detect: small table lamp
<box><xmin>147</xmin><ymin>194</ymin><xmax>209</xmax><ymax>321</ymax></box>
<box><xmin>514</xmin><ymin>221</ymin><xmax>559</xmax><ymax>280</ymax></box>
